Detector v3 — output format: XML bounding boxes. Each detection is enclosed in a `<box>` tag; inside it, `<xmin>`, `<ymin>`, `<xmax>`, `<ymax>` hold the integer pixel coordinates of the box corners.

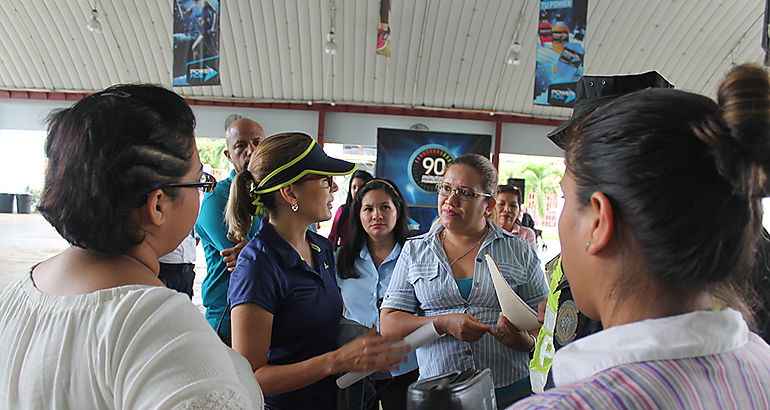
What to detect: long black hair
<box><xmin>337</xmin><ymin>178</ymin><xmax>409</xmax><ymax>278</ymax></box>
<box><xmin>566</xmin><ymin>63</ymin><xmax>770</xmax><ymax>316</ymax></box>
<box><xmin>331</xmin><ymin>169</ymin><xmax>373</xmax><ymax>248</ymax></box>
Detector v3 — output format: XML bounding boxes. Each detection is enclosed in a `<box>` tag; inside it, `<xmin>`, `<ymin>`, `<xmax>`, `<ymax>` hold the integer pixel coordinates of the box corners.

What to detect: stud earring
<box><xmin>585</xmin><ymin>241</ymin><xmax>591</xmax><ymax>252</ymax></box>
<box><xmin>292</xmin><ymin>203</ymin><xmax>299</xmax><ymax>212</ymax></box>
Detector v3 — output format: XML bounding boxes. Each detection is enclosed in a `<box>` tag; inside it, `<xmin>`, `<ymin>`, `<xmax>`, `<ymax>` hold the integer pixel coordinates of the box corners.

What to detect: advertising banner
<box><xmin>376</xmin><ymin>128</ymin><xmax>491</xmax><ymax>207</ymax></box>
<box><xmin>173</xmin><ymin>0</ymin><xmax>220</xmax><ymax>86</ymax></box>
<box><xmin>534</xmin><ymin>0</ymin><xmax>588</xmax><ymax>107</ymax></box>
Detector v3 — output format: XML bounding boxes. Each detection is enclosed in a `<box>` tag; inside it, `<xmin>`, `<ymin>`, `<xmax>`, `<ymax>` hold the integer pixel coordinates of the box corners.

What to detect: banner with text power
<box><xmin>534</xmin><ymin>0</ymin><xmax>588</xmax><ymax>107</ymax></box>
<box><xmin>173</xmin><ymin>0</ymin><xmax>220</xmax><ymax>86</ymax></box>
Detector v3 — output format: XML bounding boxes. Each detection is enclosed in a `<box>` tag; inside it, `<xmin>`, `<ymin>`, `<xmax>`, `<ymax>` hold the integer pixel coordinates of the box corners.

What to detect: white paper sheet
<box><xmin>336</xmin><ymin>319</ymin><xmax>442</xmax><ymax>389</ymax></box>
<box><xmin>485</xmin><ymin>254</ymin><xmax>540</xmax><ymax>331</ymax></box>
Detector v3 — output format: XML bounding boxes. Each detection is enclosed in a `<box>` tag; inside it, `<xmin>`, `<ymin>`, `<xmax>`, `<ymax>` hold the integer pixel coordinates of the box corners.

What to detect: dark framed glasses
<box><xmin>162</xmin><ymin>172</ymin><xmax>217</xmax><ymax>193</ymax></box>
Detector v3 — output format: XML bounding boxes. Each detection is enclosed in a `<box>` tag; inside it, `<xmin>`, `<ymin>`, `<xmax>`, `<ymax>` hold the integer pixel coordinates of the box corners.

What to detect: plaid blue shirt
<box><xmin>381</xmin><ymin>221</ymin><xmax>548</xmax><ymax>388</ymax></box>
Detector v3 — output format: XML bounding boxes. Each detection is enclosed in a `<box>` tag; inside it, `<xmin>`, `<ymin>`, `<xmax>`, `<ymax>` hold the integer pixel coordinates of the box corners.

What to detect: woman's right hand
<box><xmin>537</xmin><ymin>300</ymin><xmax>547</xmax><ymax>325</ymax></box>
<box><xmin>331</xmin><ymin>327</ymin><xmax>410</xmax><ymax>374</ymax></box>
<box><xmin>435</xmin><ymin>313</ymin><xmax>492</xmax><ymax>342</ymax></box>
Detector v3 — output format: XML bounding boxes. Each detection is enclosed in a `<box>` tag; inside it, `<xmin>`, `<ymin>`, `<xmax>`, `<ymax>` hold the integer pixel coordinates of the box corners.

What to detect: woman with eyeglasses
<box><xmin>495</xmin><ymin>185</ymin><xmax>537</xmax><ymax>249</ymax></box>
<box><xmin>381</xmin><ymin>154</ymin><xmax>549</xmax><ymax>406</ymax></box>
<box><xmin>0</xmin><ymin>84</ymin><xmax>263</xmax><ymax>409</ymax></box>
<box><xmin>226</xmin><ymin>133</ymin><xmax>408</xmax><ymax>410</ymax></box>
<box><xmin>336</xmin><ymin>178</ymin><xmax>419</xmax><ymax>410</ymax></box>
<box><xmin>511</xmin><ymin>64</ymin><xmax>770</xmax><ymax>408</ymax></box>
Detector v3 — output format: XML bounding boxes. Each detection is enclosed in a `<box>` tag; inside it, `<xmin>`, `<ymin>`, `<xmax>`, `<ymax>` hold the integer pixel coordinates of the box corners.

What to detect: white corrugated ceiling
<box><xmin>0</xmin><ymin>0</ymin><xmax>764</xmax><ymax>120</ymax></box>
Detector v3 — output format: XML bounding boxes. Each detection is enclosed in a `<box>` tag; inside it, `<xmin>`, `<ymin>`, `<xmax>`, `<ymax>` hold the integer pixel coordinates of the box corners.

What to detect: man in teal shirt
<box><xmin>195</xmin><ymin>117</ymin><xmax>264</xmax><ymax>342</ymax></box>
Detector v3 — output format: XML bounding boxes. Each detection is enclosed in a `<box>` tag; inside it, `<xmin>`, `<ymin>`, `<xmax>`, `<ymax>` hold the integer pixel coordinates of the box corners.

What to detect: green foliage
<box><xmin>196</xmin><ymin>138</ymin><xmax>229</xmax><ymax>170</ymax></box>
<box><xmin>500</xmin><ymin>160</ymin><xmax>564</xmax><ymax>218</ymax></box>
<box><xmin>24</xmin><ymin>185</ymin><xmax>42</xmax><ymax>209</ymax></box>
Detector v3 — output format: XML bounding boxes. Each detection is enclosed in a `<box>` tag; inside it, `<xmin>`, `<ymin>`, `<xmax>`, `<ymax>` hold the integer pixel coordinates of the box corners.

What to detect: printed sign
<box><xmin>173</xmin><ymin>0</ymin><xmax>220</xmax><ymax>86</ymax></box>
<box><xmin>534</xmin><ymin>0</ymin><xmax>588</xmax><ymax>107</ymax></box>
<box><xmin>376</xmin><ymin>128</ymin><xmax>491</xmax><ymax>207</ymax></box>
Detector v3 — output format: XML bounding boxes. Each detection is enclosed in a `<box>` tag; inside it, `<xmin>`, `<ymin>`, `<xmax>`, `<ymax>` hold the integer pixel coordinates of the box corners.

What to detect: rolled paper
<box><xmin>336</xmin><ymin>319</ymin><xmax>443</xmax><ymax>389</ymax></box>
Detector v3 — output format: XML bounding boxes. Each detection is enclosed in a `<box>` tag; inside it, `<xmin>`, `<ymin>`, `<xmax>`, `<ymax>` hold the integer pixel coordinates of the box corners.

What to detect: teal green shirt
<box><xmin>195</xmin><ymin>170</ymin><xmax>260</xmax><ymax>338</ymax></box>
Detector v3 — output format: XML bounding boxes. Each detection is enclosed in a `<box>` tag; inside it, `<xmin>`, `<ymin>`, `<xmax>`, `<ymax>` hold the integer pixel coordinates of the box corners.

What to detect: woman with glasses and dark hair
<box><xmin>329</xmin><ymin>169</ymin><xmax>374</xmax><ymax>250</ymax></box>
<box><xmin>495</xmin><ymin>185</ymin><xmax>537</xmax><ymax>249</ymax></box>
<box><xmin>0</xmin><ymin>84</ymin><xmax>263</xmax><ymax>409</ymax></box>
<box><xmin>226</xmin><ymin>133</ymin><xmax>408</xmax><ymax>410</ymax></box>
<box><xmin>336</xmin><ymin>178</ymin><xmax>419</xmax><ymax>409</ymax></box>
<box><xmin>513</xmin><ymin>64</ymin><xmax>770</xmax><ymax>408</ymax></box>
<box><xmin>381</xmin><ymin>154</ymin><xmax>549</xmax><ymax>406</ymax></box>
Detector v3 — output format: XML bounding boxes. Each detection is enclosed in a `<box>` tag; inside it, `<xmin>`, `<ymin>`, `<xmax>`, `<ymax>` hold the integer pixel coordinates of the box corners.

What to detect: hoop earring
<box><xmin>291</xmin><ymin>203</ymin><xmax>299</xmax><ymax>212</ymax></box>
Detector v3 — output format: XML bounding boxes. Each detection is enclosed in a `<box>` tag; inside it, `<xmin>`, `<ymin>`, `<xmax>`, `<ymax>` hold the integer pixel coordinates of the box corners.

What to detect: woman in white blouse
<box><xmin>0</xmin><ymin>84</ymin><xmax>263</xmax><ymax>409</ymax></box>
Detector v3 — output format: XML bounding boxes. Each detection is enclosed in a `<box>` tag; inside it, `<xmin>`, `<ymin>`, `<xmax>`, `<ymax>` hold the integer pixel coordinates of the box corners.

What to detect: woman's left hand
<box><xmin>492</xmin><ymin>313</ymin><xmax>536</xmax><ymax>351</ymax></box>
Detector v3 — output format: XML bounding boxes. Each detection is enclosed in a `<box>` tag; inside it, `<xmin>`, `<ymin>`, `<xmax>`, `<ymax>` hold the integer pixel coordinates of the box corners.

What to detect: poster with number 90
<box><xmin>376</xmin><ymin>128</ymin><xmax>492</xmax><ymax>207</ymax></box>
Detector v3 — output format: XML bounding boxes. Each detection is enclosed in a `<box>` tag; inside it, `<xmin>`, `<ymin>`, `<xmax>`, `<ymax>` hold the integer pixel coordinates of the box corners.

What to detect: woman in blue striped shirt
<box><xmin>513</xmin><ymin>64</ymin><xmax>770</xmax><ymax>409</ymax></box>
<box><xmin>381</xmin><ymin>154</ymin><xmax>549</xmax><ymax>405</ymax></box>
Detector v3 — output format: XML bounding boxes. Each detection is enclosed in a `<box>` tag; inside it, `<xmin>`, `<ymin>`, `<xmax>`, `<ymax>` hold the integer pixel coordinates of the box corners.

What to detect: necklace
<box><xmin>442</xmin><ymin>227</ymin><xmax>488</xmax><ymax>267</ymax></box>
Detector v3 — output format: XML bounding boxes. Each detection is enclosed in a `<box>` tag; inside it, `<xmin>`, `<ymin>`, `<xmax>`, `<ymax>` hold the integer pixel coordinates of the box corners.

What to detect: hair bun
<box><xmin>715</xmin><ymin>63</ymin><xmax>770</xmax><ymax>198</ymax></box>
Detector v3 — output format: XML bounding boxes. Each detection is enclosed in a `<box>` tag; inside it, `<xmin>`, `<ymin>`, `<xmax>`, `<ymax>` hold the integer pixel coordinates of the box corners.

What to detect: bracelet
<box><xmin>528</xmin><ymin>333</ymin><xmax>537</xmax><ymax>353</ymax></box>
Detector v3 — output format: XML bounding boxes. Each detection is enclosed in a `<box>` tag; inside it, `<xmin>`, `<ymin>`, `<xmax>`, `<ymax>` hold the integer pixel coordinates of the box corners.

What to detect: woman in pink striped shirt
<box><xmin>514</xmin><ymin>64</ymin><xmax>770</xmax><ymax>409</ymax></box>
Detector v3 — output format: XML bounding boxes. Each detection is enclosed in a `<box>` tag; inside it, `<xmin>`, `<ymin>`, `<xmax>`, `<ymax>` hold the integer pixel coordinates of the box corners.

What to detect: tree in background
<box><xmin>196</xmin><ymin>138</ymin><xmax>229</xmax><ymax>170</ymax></box>
<box><xmin>501</xmin><ymin>161</ymin><xmax>563</xmax><ymax>219</ymax></box>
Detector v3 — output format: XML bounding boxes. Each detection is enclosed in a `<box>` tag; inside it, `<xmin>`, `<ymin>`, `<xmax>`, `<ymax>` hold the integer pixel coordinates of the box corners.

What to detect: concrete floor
<box><xmin>0</xmin><ymin>213</ymin><xmax>207</xmax><ymax>313</ymax></box>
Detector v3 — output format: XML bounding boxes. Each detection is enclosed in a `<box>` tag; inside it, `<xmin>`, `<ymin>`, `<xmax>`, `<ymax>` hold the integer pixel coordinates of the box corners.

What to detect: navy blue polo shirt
<box><xmin>228</xmin><ymin>220</ymin><xmax>342</xmax><ymax>410</ymax></box>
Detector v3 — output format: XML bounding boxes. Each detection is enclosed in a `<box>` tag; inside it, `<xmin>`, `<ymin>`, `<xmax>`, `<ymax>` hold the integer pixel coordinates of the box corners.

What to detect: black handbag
<box><xmin>406</xmin><ymin>368</ymin><xmax>496</xmax><ymax>410</ymax></box>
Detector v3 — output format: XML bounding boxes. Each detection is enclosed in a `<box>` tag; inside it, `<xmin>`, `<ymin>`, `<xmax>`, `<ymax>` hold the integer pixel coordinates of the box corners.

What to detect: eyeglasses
<box><xmin>298</xmin><ymin>175</ymin><xmax>334</xmax><ymax>191</ymax></box>
<box><xmin>162</xmin><ymin>172</ymin><xmax>217</xmax><ymax>193</ymax></box>
<box><xmin>436</xmin><ymin>183</ymin><xmax>492</xmax><ymax>201</ymax></box>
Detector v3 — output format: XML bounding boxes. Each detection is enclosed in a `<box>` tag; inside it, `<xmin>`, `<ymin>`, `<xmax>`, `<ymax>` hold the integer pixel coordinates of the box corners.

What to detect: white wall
<box><xmin>323</xmin><ymin>111</ymin><xmax>562</xmax><ymax>158</ymax></box>
<box><xmin>0</xmin><ymin>100</ymin><xmax>72</xmax><ymax>131</ymax></box>
<box><xmin>500</xmin><ymin>123</ymin><xmax>563</xmax><ymax>157</ymax></box>
<box><xmin>190</xmin><ymin>105</ymin><xmax>317</xmax><ymax>139</ymax></box>
<box><xmin>0</xmin><ymin>98</ymin><xmax>562</xmax><ymax>157</ymax></box>
<box><xmin>323</xmin><ymin>112</ymin><xmax>494</xmax><ymax>145</ymax></box>
<box><xmin>0</xmin><ymin>99</ymin><xmax>318</xmax><ymax>140</ymax></box>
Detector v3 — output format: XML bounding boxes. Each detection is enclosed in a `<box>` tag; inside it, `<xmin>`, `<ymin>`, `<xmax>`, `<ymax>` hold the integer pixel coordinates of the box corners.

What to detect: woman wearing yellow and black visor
<box><xmin>225</xmin><ymin>133</ymin><xmax>408</xmax><ymax>410</ymax></box>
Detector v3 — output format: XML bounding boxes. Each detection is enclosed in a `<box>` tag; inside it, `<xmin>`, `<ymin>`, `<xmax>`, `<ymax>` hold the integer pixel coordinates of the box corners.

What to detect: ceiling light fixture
<box><xmin>324</xmin><ymin>0</ymin><xmax>338</xmax><ymax>55</ymax></box>
<box><xmin>505</xmin><ymin>42</ymin><xmax>522</xmax><ymax>66</ymax></box>
<box><xmin>86</xmin><ymin>8</ymin><xmax>102</xmax><ymax>33</ymax></box>
<box><xmin>504</xmin><ymin>0</ymin><xmax>528</xmax><ymax>66</ymax></box>
<box><xmin>324</xmin><ymin>31</ymin><xmax>338</xmax><ymax>55</ymax></box>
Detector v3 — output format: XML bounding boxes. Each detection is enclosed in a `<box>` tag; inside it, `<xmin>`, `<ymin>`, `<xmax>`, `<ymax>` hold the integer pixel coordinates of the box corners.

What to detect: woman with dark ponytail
<box><xmin>513</xmin><ymin>64</ymin><xmax>770</xmax><ymax>409</ymax></box>
<box><xmin>225</xmin><ymin>133</ymin><xmax>408</xmax><ymax>410</ymax></box>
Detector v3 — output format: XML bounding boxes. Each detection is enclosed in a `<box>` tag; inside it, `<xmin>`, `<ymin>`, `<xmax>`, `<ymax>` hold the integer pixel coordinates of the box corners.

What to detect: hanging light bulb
<box><xmin>324</xmin><ymin>30</ymin><xmax>338</xmax><ymax>55</ymax></box>
<box><xmin>86</xmin><ymin>9</ymin><xmax>102</xmax><ymax>33</ymax></box>
<box><xmin>505</xmin><ymin>42</ymin><xmax>521</xmax><ymax>66</ymax></box>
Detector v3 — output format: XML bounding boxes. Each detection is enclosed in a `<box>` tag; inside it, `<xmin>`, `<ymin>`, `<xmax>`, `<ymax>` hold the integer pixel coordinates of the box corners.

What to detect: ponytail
<box><xmin>714</xmin><ymin>63</ymin><xmax>770</xmax><ymax>199</ymax></box>
<box><xmin>226</xmin><ymin>170</ymin><xmax>257</xmax><ymax>242</ymax></box>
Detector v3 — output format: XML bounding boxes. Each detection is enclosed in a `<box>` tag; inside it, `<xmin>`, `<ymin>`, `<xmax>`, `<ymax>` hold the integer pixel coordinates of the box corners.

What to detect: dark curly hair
<box><xmin>38</xmin><ymin>84</ymin><xmax>196</xmax><ymax>256</ymax></box>
<box><xmin>337</xmin><ymin>178</ymin><xmax>409</xmax><ymax>278</ymax></box>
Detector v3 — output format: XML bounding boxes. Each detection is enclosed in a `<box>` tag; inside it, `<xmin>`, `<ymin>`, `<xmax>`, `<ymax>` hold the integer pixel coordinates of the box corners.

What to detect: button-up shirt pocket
<box><xmin>406</xmin><ymin>265</ymin><xmax>442</xmax><ymax>312</ymax></box>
